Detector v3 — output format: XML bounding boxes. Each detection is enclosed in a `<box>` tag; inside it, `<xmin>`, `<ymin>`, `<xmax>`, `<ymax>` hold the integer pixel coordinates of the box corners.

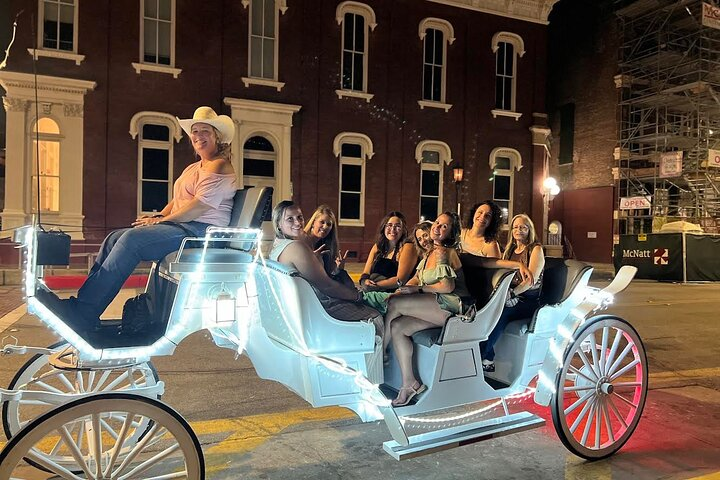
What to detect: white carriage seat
<box><xmin>158</xmin><ymin>186</ymin><xmax>273</xmax><ymax>280</ymax></box>
<box><xmin>411</xmin><ymin>262</ymin><xmax>516</xmax><ymax>348</ymax></box>
<box><xmin>504</xmin><ymin>258</ymin><xmax>592</xmax><ymax>337</ymax></box>
<box><xmin>253</xmin><ymin>259</ymin><xmax>377</xmax><ymax>357</ymax></box>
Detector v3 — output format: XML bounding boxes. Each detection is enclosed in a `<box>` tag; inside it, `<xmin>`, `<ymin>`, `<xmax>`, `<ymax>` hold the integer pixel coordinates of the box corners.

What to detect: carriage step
<box><xmin>382</xmin><ymin>411</ymin><xmax>545</xmax><ymax>460</ymax></box>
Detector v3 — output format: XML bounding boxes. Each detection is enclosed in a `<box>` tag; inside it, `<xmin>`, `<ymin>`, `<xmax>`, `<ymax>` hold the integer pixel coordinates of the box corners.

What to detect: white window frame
<box><xmin>491</xmin><ymin>31</ymin><xmax>525</xmax><ymax>120</ymax></box>
<box><xmin>418</xmin><ymin>18</ymin><xmax>454</xmax><ymax>112</ymax></box>
<box><xmin>241</xmin><ymin>0</ymin><xmax>288</xmax><ymax>91</ymax></box>
<box><xmin>132</xmin><ymin>0</ymin><xmax>182</xmax><ymax>78</ymax></box>
<box><xmin>129</xmin><ymin>112</ymin><xmax>183</xmax><ymax>216</ymax></box>
<box><xmin>30</xmin><ymin>117</ymin><xmax>62</xmax><ymax>213</ymax></box>
<box><xmin>333</xmin><ymin>132</ymin><xmax>374</xmax><ymax>226</ymax></box>
<box><xmin>489</xmin><ymin>147</ymin><xmax>523</xmax><ymax>228</ymax></box>
<box><xmin>335</xmin><ymin>1</ymin><xmax>376</xmax><ymax>102</ymax></box>
<box><xmin>415</xmin><ymin>140</ymin><xmax>453</xmax><ymax>221</ymax></box>
<box><xmin>31</xmin><ymin>0</ymin><xmax>85</xmax><ymax>64</ymax></box>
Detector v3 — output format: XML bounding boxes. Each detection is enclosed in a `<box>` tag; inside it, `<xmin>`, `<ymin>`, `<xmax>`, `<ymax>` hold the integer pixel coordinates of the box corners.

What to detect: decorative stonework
<box><xmin>429</xmin><ymin>0</ymin><xmax>559</xmax><ymax>25</ymax></box>
<box><xmin>63</xmin><ymin>103</ymin><xmax>84</xmax><ymax>117</ymax></box>
<box><xmin>2</xmin><ymin>96</ymin><xmax>29</xmax><ymax>112</ymax></box>
<box><xmin>41</xmin><ymin>102</ymin><xmax>53</xmax><ymax>114</ymax></box>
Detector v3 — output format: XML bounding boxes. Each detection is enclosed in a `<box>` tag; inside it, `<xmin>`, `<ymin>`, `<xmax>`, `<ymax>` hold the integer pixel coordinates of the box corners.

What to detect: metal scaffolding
<box><xmin>615</xmin><ymin>0</ymin><xmax>720</xmax><ymax>235</ymax></box>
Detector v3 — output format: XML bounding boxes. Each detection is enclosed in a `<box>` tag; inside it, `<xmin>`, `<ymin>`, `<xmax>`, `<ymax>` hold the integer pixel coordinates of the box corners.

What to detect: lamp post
<box><xmin>453</xmin><ymin>167</ymin><xmax>464</xmax><ymax>216</ymax></box>
<box><xmin>541</xmin><ymin>176</ymin><xmax>561</xmax><ymax>244</ymax></box>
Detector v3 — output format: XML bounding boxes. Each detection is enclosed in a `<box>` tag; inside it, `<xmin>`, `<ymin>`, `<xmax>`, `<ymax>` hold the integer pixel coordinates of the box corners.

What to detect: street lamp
<box><xmin>541</xmin><ymin>176</ymin><xmax>561</xmax><ymax>244</ymax></box>
<box><xmin>453</xmin><ymin>167</ymin><xmax>464</xmax><ymax>215</ymax></box>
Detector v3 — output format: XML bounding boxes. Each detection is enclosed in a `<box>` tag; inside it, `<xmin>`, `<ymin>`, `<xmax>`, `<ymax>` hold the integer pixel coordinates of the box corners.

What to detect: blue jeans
<box><xmin>481</xmin><ymin>288</ymin><xmax>541</xmax><ymax>362</ymax></box>
<box><xmin>76</xmin><ymin>221</ymin><xmax>210</xmax><ymax>317</ymax></box>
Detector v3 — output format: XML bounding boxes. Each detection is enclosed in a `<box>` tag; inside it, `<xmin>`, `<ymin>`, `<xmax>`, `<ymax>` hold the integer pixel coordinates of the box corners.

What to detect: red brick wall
<box><xmin>2</xmin><ymin>0</ymin><xmax>550</xmax><ymax>261</ymax></box>
<box><xmin>546</xmin><ymin>0</ymin><xmax>618</xmax><ymax>262</ymax></box>
<box><xmin>550</xmin><ymin>186</ymin><xmax>615</xmax><ymax>263</ymax></box>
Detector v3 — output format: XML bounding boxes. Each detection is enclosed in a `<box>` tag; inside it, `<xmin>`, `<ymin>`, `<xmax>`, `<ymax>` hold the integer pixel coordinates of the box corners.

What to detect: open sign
<box><xmin>619</xmin><ymin>196</ymin><xmax>652</xmax><ymax>210</ymax></box>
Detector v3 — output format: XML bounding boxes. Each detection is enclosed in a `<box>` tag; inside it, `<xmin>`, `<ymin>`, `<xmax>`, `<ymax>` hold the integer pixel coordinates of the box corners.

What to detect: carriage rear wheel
<box><xmin>2</xmin><ymin>341</ymin><xmax>160</xmax><ymax>471</ymax></box>
<box><xmin>551</xmin><ymin>316</ymin><xmax>647</xmax><ymax>460</ymax></box>
<box><xmin>0</xmin><ymin>393</ymin><xmax>204</xmax><ymax>479</ymax></box>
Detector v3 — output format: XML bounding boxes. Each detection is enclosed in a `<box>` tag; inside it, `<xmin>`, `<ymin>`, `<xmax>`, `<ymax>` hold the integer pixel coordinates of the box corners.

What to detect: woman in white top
<box><xmin>270</xmin><ymin>201</ymin><xmax>380</xmax><ymax>324</ymax></box>
<box><xmin>460</xmin><ymin>201</ymin><xmax>502</xmax><ymax>258</ymax></box>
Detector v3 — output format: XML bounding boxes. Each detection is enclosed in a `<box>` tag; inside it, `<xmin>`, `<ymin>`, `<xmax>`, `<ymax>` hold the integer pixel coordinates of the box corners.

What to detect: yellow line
<box><xmin>196</xmin><ymin>406</ymin><xmax>355</xmax><ymax>453</ymax></box>
<box><xmin>687</xmin><ymin>472</ymin><xmax>720</xmax><ymax>480</ymax></box>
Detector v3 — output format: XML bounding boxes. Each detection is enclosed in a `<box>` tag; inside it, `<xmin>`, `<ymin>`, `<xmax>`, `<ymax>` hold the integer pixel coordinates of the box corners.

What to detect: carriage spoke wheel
<box><xmin>552</xmin><ymin>316</ymin><xmax>647</xmax><ymax>460</ymax></box>
<box><xmin>0</xmin><ymin>393</ymin><xmax>204</xmax><ymax>479</ymax></box>
<box><xmin>2</xmin><ymin>342</ymin><xmax>160</xmax><ymax>471</ymax></box>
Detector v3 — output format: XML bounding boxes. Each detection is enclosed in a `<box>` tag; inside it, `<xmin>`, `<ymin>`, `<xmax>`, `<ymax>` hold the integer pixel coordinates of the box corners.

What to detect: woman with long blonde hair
<box><xmin>480</xmin><ymin>213</ymin><xmax>545</xmax><ymax>373</ymax></box>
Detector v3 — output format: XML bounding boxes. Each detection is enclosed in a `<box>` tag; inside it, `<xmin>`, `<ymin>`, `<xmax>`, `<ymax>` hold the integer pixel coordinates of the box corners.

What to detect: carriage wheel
<box><xmin>551</xmin><ymin>316</ymin><xmax>647</xmax><ymax>460</ymax></box>
<box><xmin>0</xmin><ymin>393</ymin><xmax>204</xmax><ymax>479</ymax></box>
<box><xmin>2</xmin><ymin>341</ymin><xmax>160</xmax><ymax>470</ymax></box>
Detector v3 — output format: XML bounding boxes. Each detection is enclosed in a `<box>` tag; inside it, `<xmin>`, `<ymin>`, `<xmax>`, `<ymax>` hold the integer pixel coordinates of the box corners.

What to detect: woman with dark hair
<box><xmin>460</xmin><ymin>201</ymin><xmax>502</xmax><ymax>258</ymax></box>
<box><xmin>480</xmin><ymin>213</ymin><xmax>545</xmax><ymax>373</ymax></box>
<box><xmin>304</xmin><ymin>205</ymin><xmax>353</xmax><ymax>288</ymax></box>
<box><xmin>359</xmin><ymin>211</ymin><xmax>418</xmax><ymax>292</ymax></box>
<box><xmin>411</xmin><ymin>221</ymin><xmax>434</xmax><ymax>257</ymax></box>
<box><xmin>384</xmin><ymin>212</ymin><xmax>473</xmax><ymax>406</ymax></box>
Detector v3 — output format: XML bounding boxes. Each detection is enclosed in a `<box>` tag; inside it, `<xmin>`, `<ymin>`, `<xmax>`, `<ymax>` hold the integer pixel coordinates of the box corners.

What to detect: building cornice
<box><xmin>428</xmin><ymin>0</ymin><xmax>559</xmax><ymax>25</ymax></box>
<box><xmin>0</xmin><ymin>71</ymin><xmax>96</xmax><ymax>98</ymax></box>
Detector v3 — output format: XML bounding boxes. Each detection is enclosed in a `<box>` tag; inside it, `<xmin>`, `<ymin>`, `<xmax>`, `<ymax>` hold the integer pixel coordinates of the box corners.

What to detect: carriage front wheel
<box><xmin>551</xmin><ymin>316</ymin><xmax>648</xmax><ymax>460</ymax></box>
<box><xmin>2</xmin><ymin>341</ymin><xmax>161</xmax><ymax>472</ymax></box>
<box><xmin>0</xmin><ymin>392</ymin><xmax>204</xmax><ymax>479</ymax></box>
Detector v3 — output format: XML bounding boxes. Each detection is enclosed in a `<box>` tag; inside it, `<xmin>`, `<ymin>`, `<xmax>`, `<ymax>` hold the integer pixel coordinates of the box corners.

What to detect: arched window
<box><xmin>489</xmin><ymin>147</ymin><xmax>523</xmax><ymax>225</ymax></box>
<box><xmin>418</xmin><ymin>18</ymin><xmax>455</xmax><ymax>109</ymax></box>
<box><xmin>130</xmin><ymin>112</ymin><xmax>181</xmax><ymax>215</ymax></box>
<box><xmin>491</xmin><ymin>32</ymin><xmax>525</xmax><ymax>116</ymax></box>
<box><xmin>333</xmin><ymin>132</ymin><xmax>374</xmax><ymax>225</ymax></box>
<box><xmin>31</xmin><ymin>118</ymin><xmax>61</xmax><ymax>212</ymax></box>
<box><xmin>416</xmin><ymin>140</ymin><xmax>453</xmax><ymax>221</ymax></box>
<box><xmin>335</xmin><ymin>2</ymin><xmax>377</xmax><ymax>101</ymax></box>
<box><xmin>243</xmin><ymin>135</ymin><xmax>277</xmax><ymax>220</ymax></box>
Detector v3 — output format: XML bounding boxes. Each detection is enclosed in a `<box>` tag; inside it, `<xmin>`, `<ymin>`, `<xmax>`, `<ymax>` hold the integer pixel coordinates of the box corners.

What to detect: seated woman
<box><xmin>359</xmin><ymin>212</ymin><xmax>418</xmax><ymax>292</ymax></box>
<box><xmin>270</xmin><ymin>201</ymin><xmax>380</xmax><ymax>327</ymax></box>
<box><xmin>480</xmin><ymin>213</ymin><xmax>545</xmax><ymax>373</ymax></box>
<box><xmin>460</xmin><ymin>201</ymin><xmax>502</xmax><ymax>258</ymax></box>
<box><xmin>38</xmin><ymin>106</ymin><xmax>237</xmax><ymax>333</ymax></box>
<box><xmin>304</xmin><ymin>205</ymin><xmax>354</xmax><ymax>288</ymax></box>
<box><xmin>363</xmin><ymin>220</ymin><xmax>435</xmax><ymax>355</ymax></box>
<box><xmin>385</xmin><ymin>212</ymin><xmax>473</xmax><ymax>406</ymax></box>
<box><xmin>411</xmin><ymin>221</ymin><xmax>434</xmax><ymax>258</ymax></box>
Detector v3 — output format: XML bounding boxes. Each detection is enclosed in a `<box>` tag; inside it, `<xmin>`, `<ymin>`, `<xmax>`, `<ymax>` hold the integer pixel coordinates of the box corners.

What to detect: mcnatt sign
<box><xmin>619</xmin><ymin>196</ymin><xmax>652</xmax><ymax>210</ymax></box>
<box><xmin>703</xmin><ymin>2</ymin><xmax>720</xmax><ymax>30</ymax></box>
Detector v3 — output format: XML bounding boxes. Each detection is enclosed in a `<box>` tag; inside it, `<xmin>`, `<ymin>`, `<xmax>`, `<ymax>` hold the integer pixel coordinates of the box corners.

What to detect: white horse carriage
<box><xmin>0</xmin><ymin>187</ymin><xmax>647</xmax><ymax>478</ymax></box>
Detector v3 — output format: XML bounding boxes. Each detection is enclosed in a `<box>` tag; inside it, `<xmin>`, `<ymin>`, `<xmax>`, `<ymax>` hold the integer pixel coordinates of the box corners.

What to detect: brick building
<box><xmin>0</xmin><ymin>0</ymin><xmax>558</xmax><ymax>264</ymax></box>
<box><xmin>546</xmin><ymin>0</ymin><xmax>618</xmax><ymax>263</ymax></box>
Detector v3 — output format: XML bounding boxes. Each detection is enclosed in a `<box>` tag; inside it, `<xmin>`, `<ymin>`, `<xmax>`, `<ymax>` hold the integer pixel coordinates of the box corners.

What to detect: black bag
<box><xmin>36</xmin><ymin>229</ymin><xmax>71</xmax><ymax>266</ymax></box>
<box><xmin>121</xmin><ymin>293</ymin><xmax>156</xmax><ymax>335</ymax></box>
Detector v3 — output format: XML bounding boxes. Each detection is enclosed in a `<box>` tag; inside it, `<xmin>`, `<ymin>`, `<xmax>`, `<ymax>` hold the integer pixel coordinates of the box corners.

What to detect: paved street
<box><xmin>0</xmin><ymin>273</ymin><xmax>719</xmax><ymax>479</ymax></box>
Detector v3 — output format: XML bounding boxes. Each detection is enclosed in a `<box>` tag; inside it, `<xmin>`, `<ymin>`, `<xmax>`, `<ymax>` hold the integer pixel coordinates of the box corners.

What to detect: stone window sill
<box><xmin>241</xmin><ymin>77</ymin><xmax>285</xmax><ymax>91</ymax></box>
<box><xmin>335</xmin><ymin>90</ymin><xmax>374</xmax><ymax>103</ymax></box>
<box><xmin>418</xmin><ymin>100</ymin><xmax>452</xmax><ymax>112</ymax></box>
<box><xmin>131</xmin><ymin>62</ymin><xmax>182</xmax><ymax>79</ymax></box>
<box><xmin>28</xmin><ymin>48</ymin><xmax>85</xmax><ymax>65</ymax></box>
<box><xmin>491</xmin><ymin>109</ymin><xmax>522</xmax><ymax>121</ymax></box>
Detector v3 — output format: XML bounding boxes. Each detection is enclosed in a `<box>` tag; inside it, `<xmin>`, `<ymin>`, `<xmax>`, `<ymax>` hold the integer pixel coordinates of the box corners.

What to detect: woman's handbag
<box><xmin>36</xmin><ymin>228</ymin><xmax>71</xmax><ymax>266</ymax></box>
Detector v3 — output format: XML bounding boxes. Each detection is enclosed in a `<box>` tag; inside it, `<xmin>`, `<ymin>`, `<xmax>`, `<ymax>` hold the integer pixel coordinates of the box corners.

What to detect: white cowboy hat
<box><xmin>177</xmin><ymin>106</ymin><xmax>235</xmax><ymax>144</ymax></box>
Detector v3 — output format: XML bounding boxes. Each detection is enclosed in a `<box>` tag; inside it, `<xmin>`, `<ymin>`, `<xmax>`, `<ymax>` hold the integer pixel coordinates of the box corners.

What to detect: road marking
<box><xmin>687</xmin><ymin>472</ymin><xmax>720</xmax><ymax>480</ymax></box>
<box><xmin>650</xmin><ymin>367</ymin><xmax>720</xmax><ymax>388</ymax></box>
<box><xmin>0</xmin><ymin>304</ymin><xmax>26</xmax><ymax>333</ymax></box>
